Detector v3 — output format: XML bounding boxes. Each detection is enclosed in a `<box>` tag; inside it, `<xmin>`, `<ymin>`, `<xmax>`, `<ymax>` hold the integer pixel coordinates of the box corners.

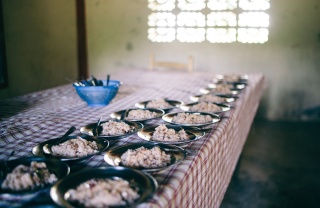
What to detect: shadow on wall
<box><xmin>302</xmin><ymin>106</ymin><xmax>320</xmax><ymax>121</ymax></box>
<box><xmin>276</xmin><ymin>89</ymin><xmax>320</xmax><ymax>121</ymax></box>
<box><xmin>256</xmin><ymin>88</ymin><xmax>320</xmax><ymax>121</ymax></box>
<box><xmin>255</xmin><ymin>88</ymin><xmax>269</xmax><ymax>120</ymax></box>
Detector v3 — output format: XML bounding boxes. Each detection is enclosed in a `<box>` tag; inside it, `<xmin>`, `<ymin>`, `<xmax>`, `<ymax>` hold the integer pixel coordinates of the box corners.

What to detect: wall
<box><xmin>0</xmin><ymin>0</ymin><xmax>319</xmax><ymax>121</ymax></box>
<box><xmin>0</xmin><ymin>0</ymin><xmax>77</xmax><ymax>100</ymax></box>
<box><xmin>86</xmin><ymin>0</ymin><xmax>320</xmax><ymax>121</ymax></box>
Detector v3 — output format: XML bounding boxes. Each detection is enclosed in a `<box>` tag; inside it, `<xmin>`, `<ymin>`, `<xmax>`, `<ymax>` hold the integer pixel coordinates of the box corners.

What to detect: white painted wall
<box><xmin>0</xmin><ymin>0</ymin><xmax>319</xmax><ymax>121</ymax></box>
<box><xmin>86</xmin><ymin>0</ymin><xmax>320</xmax><ymax>120</ymax></box>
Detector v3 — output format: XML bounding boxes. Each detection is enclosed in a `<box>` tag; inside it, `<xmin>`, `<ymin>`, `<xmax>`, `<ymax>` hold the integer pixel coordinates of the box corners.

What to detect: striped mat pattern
<box><xmin>0</xmin><ymin>69</ymin><xmax>265</xmax><ymax>208</ymax></box>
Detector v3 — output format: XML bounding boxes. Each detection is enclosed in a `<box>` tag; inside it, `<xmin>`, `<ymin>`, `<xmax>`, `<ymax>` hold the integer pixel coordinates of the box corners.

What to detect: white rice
<box><xmin>51</xmin><ymin>136</ymin><xmax>99</xmax><ymax>158</ymax></box>
<box><xmin>101</xmin><ymin>121</ymin><xmax>133</xmax><ymax>136</ymax></box>
<box><xmin>172</xmin><ymin>112</ymin><xmax>212</xmax><ymax>124</ymax></box>
<box><xmin>146</xmin><ymin>99</ymin><xmax>172</xmax><ymax>108</ymax></box>
<box><xmin>190</xmin><ymin>102</ymin><xmax>221</xmax><ymax>113</ymax></box>
<box><xmin>1</xmin><ymin>162</ymin><xmax>57</xmax><ymax>191</ymax></box>
<box><xmin>67</xmin><ymin>178</ymin><xmax>139</xmax><ymax>208</ymax></box>
<box><xmin>198</xmin><ymin>94</ymin><xmax>225</xmax><ymax>103</ymax></box>
<box><xmin>218</xmin><ymin>74</ymin><xmax>242</xmax><ymax>82</ymax></box>
<box><xmin>152</xmin><ymin>124</ymin><xmax>189</xmax><ymax>142</ymax></box>
<box><xmin>121</xmin><ymin>146</ymin><xmax>171</xmax><ymax>168</ymax></box>
<box><xmin>126</xmin><ymin>109</ymin><xmax>157</xmax><ymax>120</ymax></box>
<box><xmin>212</xmin><ymin>84</ymin><xmax>232</xmax><ymax>94</ymax></box>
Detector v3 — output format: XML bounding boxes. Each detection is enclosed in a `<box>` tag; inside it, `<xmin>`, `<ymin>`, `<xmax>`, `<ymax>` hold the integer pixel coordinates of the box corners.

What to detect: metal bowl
<box><xmin>80</xmin><ymin>119</ymin><xmax>143</xmax><ymax>140</ymax></box>
<box><xmin>0</xmin><ymin>157</ymin><xmax>69</xmax><ymax>200</ymax></box>
<box><xmin>104</xmin><ymin>143</ymin><xmax>187</xmax><ymax>172</ymax></box>
<box><xmin>180</xmin><ymin>102</ymin><xmax>231</xmax><ymax>114</ymax></box>
<box><xmin>110</xmin><ymin>108</ymin><xmax>165</xmax><ymax>122</ymax></box>
<box><xmin>137</xmin><ymin>124</ymin><xmax>205</xmax><ymax>145</ymax></box>
<box><xmin>135</xmin><ymin>99</ymin><xmax>183</xmax><ymax>112</ymax></box>
<box><xmin>50</xmin><ymin>166</ymin><xmax>158</xmax><ymax>208</ymax></box>
<box><xmin>162</xmin><ymin>111</ymin><xmax>220</xmax><ymax>127</ymax></box>
<box><xmin>32</xmin><ymin>135</ymin><xmax>109</xmax><ymax>162</ymax></box>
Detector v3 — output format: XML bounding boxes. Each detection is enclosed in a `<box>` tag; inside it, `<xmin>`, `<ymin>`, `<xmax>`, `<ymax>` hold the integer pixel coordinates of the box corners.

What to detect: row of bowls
<box><xmin>74</xmin><ymin>73</ymin><xmax>248</xmax><ymax>107</ymax></box>
<box><xmin>61</xmin><ymin>74</ymin><xmax>248</xmax><ymax>207</ymax></box>
<box><xmin>0</xmin><ymin>74</ymin><xmax>248</xmax><ymax>207</ymax></box>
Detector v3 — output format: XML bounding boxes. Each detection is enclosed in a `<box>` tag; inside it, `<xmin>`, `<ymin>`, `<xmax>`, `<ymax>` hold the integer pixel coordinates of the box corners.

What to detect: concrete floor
<box><xmin>220</xmin><ymin>120</ymin><xmax>320</xmax><ymax>208</ymax></box>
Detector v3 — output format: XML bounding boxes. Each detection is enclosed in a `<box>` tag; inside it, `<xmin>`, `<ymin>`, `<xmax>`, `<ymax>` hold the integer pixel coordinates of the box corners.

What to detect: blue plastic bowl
<box><xmin>79</xmin><ymin>80</ymin><xmax>121</xmax><ymax>87</ymax></box>
<box><xmin>74</xmin><ymin>80</ymin><xmax>121</xmax><ymax>106</ymax></box>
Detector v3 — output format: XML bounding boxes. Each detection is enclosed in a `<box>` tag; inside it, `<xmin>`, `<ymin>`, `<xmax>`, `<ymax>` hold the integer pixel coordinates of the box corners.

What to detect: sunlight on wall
<box><xmin>148</xmin><ymin>0</ymin><xmax>270</xmax><ymax>43</ymax></box>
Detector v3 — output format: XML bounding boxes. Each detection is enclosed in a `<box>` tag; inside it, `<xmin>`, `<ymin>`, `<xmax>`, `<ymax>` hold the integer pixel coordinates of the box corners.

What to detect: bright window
<box><xmin>148</xmin><ymin>0</ymin><xmax>270</xmax><ymax>43</ymax></box>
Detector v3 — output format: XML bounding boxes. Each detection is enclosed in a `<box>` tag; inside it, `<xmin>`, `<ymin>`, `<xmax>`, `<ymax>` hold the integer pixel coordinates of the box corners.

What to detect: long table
<box><xmin>0</xmin><ymin>69</ymin><xmax>265</xmax><ymax>207</ymax></box>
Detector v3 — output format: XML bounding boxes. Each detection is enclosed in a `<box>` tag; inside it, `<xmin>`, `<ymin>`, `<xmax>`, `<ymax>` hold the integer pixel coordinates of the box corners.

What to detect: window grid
<box><xmin>148</xmin><ymin>0</ymin><xmax>270</xmax><ymax>43</ymax></box>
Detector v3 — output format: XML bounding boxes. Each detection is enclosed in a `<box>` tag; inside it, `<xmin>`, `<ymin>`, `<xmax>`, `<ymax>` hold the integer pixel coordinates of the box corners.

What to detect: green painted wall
<box><xmin>0</xmin><ymin>0</ymin><xmax>77</xmax><ymax>99</ymax></box>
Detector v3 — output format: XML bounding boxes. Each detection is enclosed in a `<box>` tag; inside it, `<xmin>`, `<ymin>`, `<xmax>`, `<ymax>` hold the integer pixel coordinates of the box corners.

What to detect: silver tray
<box><xmin>137</xmin><ymin>124</ymin><xmax>205</xmax><ymax>145</ymax></box>
<box><xmin>199</xmin><ymin>87</ymin><xmax>239</xmax><ymax>95</ymax></box>
<box><xmin>0</xmin><ymin>157</ymin><xmax>69</xmax><ymax>198</ymax></box>
<box><xmin>32</xmin><ymin>135</ymin><xmax>109</xmax><ymax>162</ymax></box>
<box><xmin>50</xmin><ymin>166</ymin><xmax>158</xmax><ymax>208</ymax></box>
<box><xmin>80</xmin><ymin>119</ymin><xmax>143</xmax><ymax>140</ymax></box>
<box><xmin>110</xmin><ymin>108</ymin><xmax>165</xmax><ymax>122</ymax></box>
<box><xmin>180</xmin><ymin>102</ymin><xmax>231</xmax><ymax>114</ymax></box>
<box><xmin>162</xmin><ymin>111</ymin><xmax>220</xmax><ymax>127</ymax></box>
<box><xmin>135</xmin><ymin>99</ymin><xmax>183</xmax><ymax>111</ymax></box>
<box><xmin>104</xmin><ymin>143</ymin><xmax>187</xmax><ymax>172</ymax></box>
<box><xmin>189</xmin><ymin>94</ymin><xmax>235</xmax><ymax>103</ymax></box>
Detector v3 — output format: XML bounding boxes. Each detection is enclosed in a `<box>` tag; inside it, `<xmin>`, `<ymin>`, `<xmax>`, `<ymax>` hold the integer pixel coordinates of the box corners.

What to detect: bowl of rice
<box><xmin>135</xmin><ymin>99</ymin><xmax>183</xmax><ymax>111</ymax></box>
<box><xmin>137</xmin><ymin>124</ymin><xmax>205</xmax><ymax>145</ymax></box>
<box><xmin>104</xmin><ymin>143</ymin><xmax>187</xmax><ymax>172</ymax></box>
<box><xmin>162</xmin><ymin>112</ymin><xmax>220</xmax><ymax>127</ymax></box>
<box><xmin>80</xmin><ymin>119</ymin><xmax>144</xmax><ymax>140</ymax></box>
<box><xmin>110</xmin><ymin>108</ymin><xmax>165</xmax><ymax>122</ymax></box>
<box><xmin>180</xmin><ymin>102</ymin><xmax>231</xmax><ymax>113</ymax></box>
<box><xmin>189</xmin><ymin>94</ymin><xmax>235</xmax><ymax>103</ymax></box>
<box><xmin>32</xmin><ymin>135</ymin><xmax>109</xmax><ymax>162</ymax></box>
<box><xmin>50</xmin><ymin>167</ymin><xmax>158</xmax><ymax>208</ymax></box>
<box><xmin>0</xmin><ymin>157</ymin><xmax>69</xmax><ymax>201</ymax></box>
